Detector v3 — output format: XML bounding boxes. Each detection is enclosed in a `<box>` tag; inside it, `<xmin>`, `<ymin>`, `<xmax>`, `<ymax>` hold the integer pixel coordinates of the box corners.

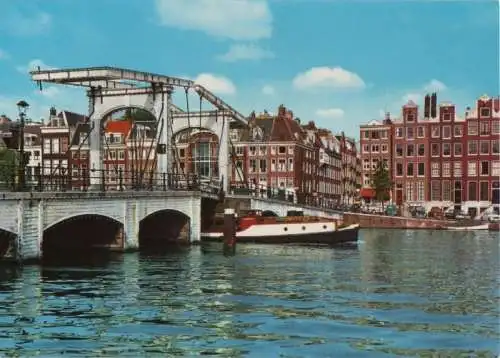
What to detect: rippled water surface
<box><xmin>0</xmin><ymin>230</ymin><xmax>499</xmax><ymax>357</ymax></box>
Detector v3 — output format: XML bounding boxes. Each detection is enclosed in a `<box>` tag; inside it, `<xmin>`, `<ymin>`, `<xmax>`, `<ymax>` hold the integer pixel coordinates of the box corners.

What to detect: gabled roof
<box><xmin>105</xmin><ymin>120</ymin><xmax>133</xmax><ymax>135</ymax></box>
<box><xmin>70</xmin><ymin>123</ymin><xmax>91</xmax><ymax>147</ymax></box>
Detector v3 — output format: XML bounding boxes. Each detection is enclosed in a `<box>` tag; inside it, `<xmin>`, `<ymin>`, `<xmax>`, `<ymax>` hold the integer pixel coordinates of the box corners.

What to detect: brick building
<box><xmin>41</xmin><ymin>107</ymin><xmax>86</xmax><ymax>190</ymax></box>
<box><xmin>337</xmin><ymin>133</ymin><xmax>361</xmax><ymax>205</ymax></box>
<box><xmin>359</xmin><ymin>115</ymin><xmax>393</xmax><ymax>202</ymax></box>
<box><xmin>359</xmin><ymin>93</ymin><xmax>500</xmax><ymax>215</ymax></box>
<box><xmin>69</xmin><ymin>122</ymin><xmax>90</xmax><ymax>189</ymax></box>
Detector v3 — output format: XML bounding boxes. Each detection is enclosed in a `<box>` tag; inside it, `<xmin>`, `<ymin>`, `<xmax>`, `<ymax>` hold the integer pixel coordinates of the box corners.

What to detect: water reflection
<box><xmin>0</xmin><ymin>231</ymin><xmax>497</xmax><ymax>356</ymax></box>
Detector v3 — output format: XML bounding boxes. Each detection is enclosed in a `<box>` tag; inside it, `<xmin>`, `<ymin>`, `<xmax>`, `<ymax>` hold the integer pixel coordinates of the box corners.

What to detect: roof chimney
<box><xmin>430</xmin><ymin>93</ymin><xmax>437</xmax><ymax>118</ymax></box>
<box><xmin>424</xmin><ymin>94</ymin><xmax>431</xmax><ymax>118</ymax></box>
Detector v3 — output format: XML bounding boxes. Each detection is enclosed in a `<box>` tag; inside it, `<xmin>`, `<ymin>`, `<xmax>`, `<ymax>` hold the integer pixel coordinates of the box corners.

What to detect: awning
<box><xmin>360</xmin><ymin>188</ymin><xmax>375</xmax><ymax>198</ymax></box>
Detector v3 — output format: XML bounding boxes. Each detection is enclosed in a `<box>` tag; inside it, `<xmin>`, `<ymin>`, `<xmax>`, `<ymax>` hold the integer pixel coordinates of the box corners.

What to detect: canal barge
<box><xmin>201</xmin><ymin>209</ymin><xmax>359</xmax><ymax>245</ymax></box>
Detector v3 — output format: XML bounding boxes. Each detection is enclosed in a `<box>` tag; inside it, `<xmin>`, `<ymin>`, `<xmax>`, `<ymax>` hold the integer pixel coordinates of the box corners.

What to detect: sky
<box><xmin>0</xmin><ymin>0</ymin><xmax>498</xmax><ymax>139</ymax></box>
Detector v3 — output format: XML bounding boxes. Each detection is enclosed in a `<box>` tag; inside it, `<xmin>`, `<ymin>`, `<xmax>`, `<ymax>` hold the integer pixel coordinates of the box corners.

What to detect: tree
<box><xmin>0</xmin><ymin>148</ymin><xmax>18</xmax><ymax>190</ymax></box>
<box><xmin>371</xmin><ymin>160</ymin><xmax>392</xmax><ymax>211</ymax></box>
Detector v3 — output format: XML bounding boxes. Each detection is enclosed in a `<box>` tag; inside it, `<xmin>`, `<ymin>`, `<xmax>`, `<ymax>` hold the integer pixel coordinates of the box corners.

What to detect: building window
<box><xmin>492</xmin><ymin>140</ymin><xmax>500</xmax><ymax>154</ymax></box>
<box><xmin>406</xmin><ymin>113</ymin><xmax>415</xmax><ymax>122</ymax></box>
<box><xmin>492</xmin><ymin>161</ymin><xmax>500</xmax><ymax>176</ymax></box>
<box><xmin>193</xmin><ymin>142</ymin><xmax>214</xmax><ymax>177</ymax></box>
<box><xmin>371</xmin><ymin>144</ymin><xmax>379</xmax><ymax>153</ymax></box>
<box><xmin>431</xmin><ymin>180</ymin><xmax>440</xmax><ymax>201</ymax></box>
<box><xmin>417</xmin><ymin>181</ymin><xmax>425</xmax><ymax>201</ymax></box>
<box><xmin>259</xmin><ymin>159</ymin><xmax>267</xmax><ymax>173</ymax></box>
<box><xmin>468</xmin><ymin>141</ymin><xmax>478</xmax><ymax>155</ymax></box>
<box><xmin>271</xmin><ymin>159</ymin><xmax>276</xmax><ymax>171</ymax></box>
<box><xmin>407</xmin><ymin>127</ymin><xmax>414</xmax><ymax>139</ymax></box>
<box><xmin>480</xmin><ymin>181</ymin><xmax>489</xmax><ymax>201</ymax></box>
<box><xmin>480</xmin><ymin>122</ymin><xmax>489</xmax><ymax>135</ymax></box>
<box><xmin>453</xmin><ymin>143</ymin><xmax>462</xmax><ymax>156</ymax></box>
<box><xmin>405</xmin><ymin>182</ymin><xmax>414</xmax><ymax>201</ymax></box>
<box><xmin>52</xmin><ymin>138</ymin><xmax>60</xmax><ymax>154</ymax></box>
<box><xmin>407</xmin><ymin>163</ymin><xmax>414</xmax><ymax>176</ymax></box>
<box><xmin>43</xmin><ymin>138</ymin><xmax>50</xmax><ymax>153</ymax></box>
<box><xmin>395</xmin><ymin>144</ymin><xmax>403</xmax><ymax>157</ymax></box>
<box><xmin>442</xmin><ymin>126</ymin><xmax>451</xmax><ymax>139</ymax></box>
<box><xmin>381</xmin><ymin>144</ymin><xmax>388</xmax><ymax>153</ymax></box>
<box><xmin>431</xmin><ymin>126</ymin><xmax>440</xmax><ymax>138</ymax></box>
<box><xmin>418</xmin><ymin>162</ymin><xmax>425</xmax><ymax>176</ymax></box>
<box><xmin>454</xmin><ymin>125</ymin><xmax>463</xmax><ymax>137</ymax></box>
<box><xmin>442</xmin><ymin>143</ymin><xmax>451</xmax><ymax>156</ymax></box>
<box><xmin>468</xmin><ymin>162</ymin><xmax>477</xmax><ymax>176</ymax></box>
<box><xmin>492</xmin><ymin>120</ymin><xmax>500</xmax><ymax>134</ymax></box>
<box><xmin>442</xmin><ymin>162</ymin><xmax>451</xmax><ymax>177</ymax></box>
<box><xmin>417</xmin><ymin>144</ymin><xmax>425</xmax><ymax>156</ymax></box>
<box><xmin>480</xmin><ymin>161</ymin><xmax>489</xmax><ymax>176</ymax></box>
<box><xmin>363</xmin><ymin>144</ymin><xmax>369</xmax><ymax>153</ymax></box>
<box><xmin>468</xmin><ymin>121</ymin><xmax>478</xmax><ymax>135</ymax></box>
<box><xmin>443</xmin><ymin>113</ymin><xmax>452</xmax><ymax>121</ymax></box>
<box><xmin>468</xmin><ymin>181</ymin><xmax>477</xmax><ymax>201</ymax></box>
<box><xmin>454</xmin><ymin>161</ymin><xmax>462</xmax><ymax>177</ymax></box>
<box><xmin>417</xmin><ymin>126</ymin><xmax>425</xmax><ymax>138</ymax></box>
<box><xmin>249</xmin><ymin>146</ymin><xmax>256</xmax><ymax>156</ymax></box>
<box><xmin>381</xmin><ymin>130</ymin><xmax>388</xmax><ymax>138</ymax></box>
<box><xmin>480</xmin><ymin>141</ymin><xmax>489</xmax><ymax>155</ymax></box>
<box><xmin>288</xmin><ymin>158</ymin><xmax>294</xmax><ymax>171</ymax></box>
<box><xmin>396</xmin><ymin>162</ymin><xmax>403</xmax><ymax>177</ymax></box>
<box><xmin>407</xmin><ymin>144</ymin><xmax>415</xmax><ymax>157</ymax></box>
<box><xmin>442</xmin><ymin>181</ymin><xmax>451</xmax><ymax>201</ymax></box>
<box><xmin>431</xmin><ymin>143</ymin><xmax>440</xmax><ymax>157</ymax></box>
<box><xmin>431</xmin><ymin>162</ymin><xmax>440</xmax><ymax>177</ymax></box>
<box><xmin>396</xmin><ymin>127</ymin><xmax>404</xmax><ymax>138</ymax></box>
<box><xmin>480</xmin><ymin>107</ymin><xmax>491</xmax><ymax>118</ymax></box>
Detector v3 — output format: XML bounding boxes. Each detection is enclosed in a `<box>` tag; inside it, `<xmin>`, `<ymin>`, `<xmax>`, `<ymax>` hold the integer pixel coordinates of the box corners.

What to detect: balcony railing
<box><xmin>0</xmin><ymin>164</ymin><xmax>221</xmax><ymax>195</ymax></box>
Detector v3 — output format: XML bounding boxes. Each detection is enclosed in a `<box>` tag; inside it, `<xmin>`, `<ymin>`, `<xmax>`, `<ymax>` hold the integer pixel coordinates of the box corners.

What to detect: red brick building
<box><xmin>462</xmin><ymin>95</ymin><xmax>500</xmax><ymax>216</ymax></box>
<box><xmin>359</xmin><ymin>93</ymin><xmax>500</xmax><ymax>215</ymax></box>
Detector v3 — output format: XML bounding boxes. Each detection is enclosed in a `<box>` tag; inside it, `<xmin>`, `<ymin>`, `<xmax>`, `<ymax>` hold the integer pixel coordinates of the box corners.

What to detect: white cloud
<box><xmin>194</xmin><ymin>73</ymin><xmax>236</xmax><ymax>95</ymax></box>
<box><xmin>155</xmin><ymin>0</ymin><xmax>272</xmax><ymax>41</ymax></box>
<box><xmin>423</xmin><ymin>79</ymin><xmax>447</xmax><ymax>92</ymax></box>
<box><xmin>6</xmin><ymin>11</ymin><xmax>51</xmax><ymax>36</ymax></box>
<box><xmin>292</xmin><ymin>66</ymin><xmax>366</xmax><ymax>90</ymax></box>
<box><xmin>315</xmin><ymin>108</ymin><xmax>345</xmax><ymax>119</ymax></box>
<box><xmin>217</xmin><ymin>43</ymin><xmax>274</xmax><ymax>62</ymax></box>
<box><xmin>261</xmin><ymin>85</ymin><xmax>275</xmax><ymax>95</ymax></box>
<box><xmin>401</xmin><ymin>79</ymin><xmax>447</xmax><ymax>104</ymax></box>
<box><xmin>16</xmin><ymin>59</ymin><xmax>53</xmax><ymax>74</ymax></box>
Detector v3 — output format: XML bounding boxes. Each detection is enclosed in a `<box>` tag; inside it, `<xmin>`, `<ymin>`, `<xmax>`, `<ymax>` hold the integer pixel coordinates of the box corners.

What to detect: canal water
<box><xmin>0</xmin><ymin>230</ymin><xmax>498</xmax><ymax>357</ymax></box>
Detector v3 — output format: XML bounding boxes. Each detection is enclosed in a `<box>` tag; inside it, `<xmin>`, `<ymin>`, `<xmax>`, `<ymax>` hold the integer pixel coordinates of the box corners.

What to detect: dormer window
<box><xmin>480</xmin><ymin>107</ymin><xmax>490</xmax><ymax>118</ymax></box>
<box><xmin>443</xmin><ymin>113</ymin><xmax>452</xmax><ymax>121</ymax></box>
<box><xmin>406</xmin><ymin>113</ymin><xmax>415</xmax><ymax>122</ymax></box>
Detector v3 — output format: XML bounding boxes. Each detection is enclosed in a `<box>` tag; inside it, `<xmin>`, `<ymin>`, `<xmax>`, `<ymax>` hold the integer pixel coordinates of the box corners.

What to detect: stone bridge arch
<box><xmin>42</xmin><ymin>213</ymin><xmax>125</xmax><ymax>259</ymax></box>
<box><xmin>138</xmin><ymin>208</ymin><xmax>191</xmax><ymax>248</ymax></box>
<box><xmin>0</xmin><ymin>227</ymin><xmax>17</xmax><ymax>259</ymax></box>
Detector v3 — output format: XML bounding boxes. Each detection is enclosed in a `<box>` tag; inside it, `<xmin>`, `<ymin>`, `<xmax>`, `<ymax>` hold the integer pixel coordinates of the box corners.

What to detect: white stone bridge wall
<box><xmin>0</xmin><ymin>192</ymin><xmax>203</xmax><ymax>261</ymax></box>
<box><xmin>248</xmin><ymin>197</ymin><xmax>343</xmax><ymax>220</ymax></box>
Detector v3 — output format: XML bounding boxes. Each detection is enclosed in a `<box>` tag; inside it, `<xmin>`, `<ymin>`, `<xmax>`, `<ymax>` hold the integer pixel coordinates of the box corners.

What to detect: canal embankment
<box><xmin>343</xmin><ymin>212</ymin><xmax>450</xmax><ymax>229</ymax></box>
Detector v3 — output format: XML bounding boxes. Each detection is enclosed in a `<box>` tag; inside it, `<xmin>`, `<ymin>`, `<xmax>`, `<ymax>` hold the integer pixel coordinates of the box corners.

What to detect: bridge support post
<box><xmin>14</xmin><ymin>200</ymin><xmax>43</xmax><ymax>262</ymax></box>
<box><xmin>156</xmin><ymin>87</ymin><xmax>173</xmax><ymax>184</ymax></box>
<box><xmin>218</xmin><ymin>115</ymin><xmax>230</xmax><ymax>194</ymax></box>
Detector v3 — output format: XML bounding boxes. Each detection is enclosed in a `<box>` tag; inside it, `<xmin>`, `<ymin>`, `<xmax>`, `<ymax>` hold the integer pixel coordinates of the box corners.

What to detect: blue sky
<box><xmin>0</xmin><ymin>0</ymin><xmax>498</xmax><ymax>138</ymax></box>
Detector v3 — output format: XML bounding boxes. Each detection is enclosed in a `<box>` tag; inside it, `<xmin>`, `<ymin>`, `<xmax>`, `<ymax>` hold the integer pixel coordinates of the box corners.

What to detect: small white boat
<box><xmin>445</xmin><ymin>223</ymin><xmax>490</xmax><ymax>231</ymax></box>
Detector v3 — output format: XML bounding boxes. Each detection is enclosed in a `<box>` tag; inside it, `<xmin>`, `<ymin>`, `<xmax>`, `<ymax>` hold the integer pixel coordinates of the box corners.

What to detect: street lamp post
<box><xmin>16</xmin><ymin>100</ymin><xmax>29</xmax><ymax>191</ymax></box>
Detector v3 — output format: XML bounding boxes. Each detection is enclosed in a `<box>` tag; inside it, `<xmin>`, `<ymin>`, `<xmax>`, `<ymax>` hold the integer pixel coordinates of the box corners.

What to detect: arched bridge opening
<box><xmin>100</xmin><ymin>107</ymin><xmax>159</xmax><ymax>190</ymax></box>
<box><xmin>139</xmin><ymin>210</ymin><xmax>190</xmax><ymax>249</ymax></box>
<box><xmin>0</xmin><ymin>229</ymin><xmax>16</xmax><ymax>260</ymax></box>
<box><xmin>42</xmin><ymin>215</ymin><xmax>124</xmax><ymax>261</ymax></box>
<box><xmin>262</xmin><ymin>210</ymin><xmax>278</xmax><ymax>217</ymax></box>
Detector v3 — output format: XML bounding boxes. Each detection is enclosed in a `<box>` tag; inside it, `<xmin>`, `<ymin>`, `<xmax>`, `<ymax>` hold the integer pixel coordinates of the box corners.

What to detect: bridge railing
<box><xmin>229</xmin><ymin>183</ymin><xmax>342</xmax><ymax>210</ymax></box>
<box><xmin>0</xmin><ymin>164</ymin><xmax>222</xmax><ymax>195</ymax></box>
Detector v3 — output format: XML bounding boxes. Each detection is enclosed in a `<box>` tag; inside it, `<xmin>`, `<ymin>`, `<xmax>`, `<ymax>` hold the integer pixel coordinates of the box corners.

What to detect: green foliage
<box><xmin>0</xmin><ymin>148</ymin><xmax>18</xmax><ymax>189</ymax></box>
<box><xmin>372</xmin><ymin>160</ymin><xmax>392</xmax><ymax>202</ymax></box>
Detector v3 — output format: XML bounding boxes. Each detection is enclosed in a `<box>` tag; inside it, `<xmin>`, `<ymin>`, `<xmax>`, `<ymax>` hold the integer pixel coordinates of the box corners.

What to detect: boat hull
<box><xmin>489</xmin><ymin>223</ymin><xmax>500</xmax><ymax>231</ymax></box>
<box><xmin>201</xmin><ymin>224</ymin><xmax>359</xmax><ymax>245</ymax></box>
<box><xmin>445</xmin><ymin>223</ymin><xmax>490</xmax><ymax>231</ymax></box>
